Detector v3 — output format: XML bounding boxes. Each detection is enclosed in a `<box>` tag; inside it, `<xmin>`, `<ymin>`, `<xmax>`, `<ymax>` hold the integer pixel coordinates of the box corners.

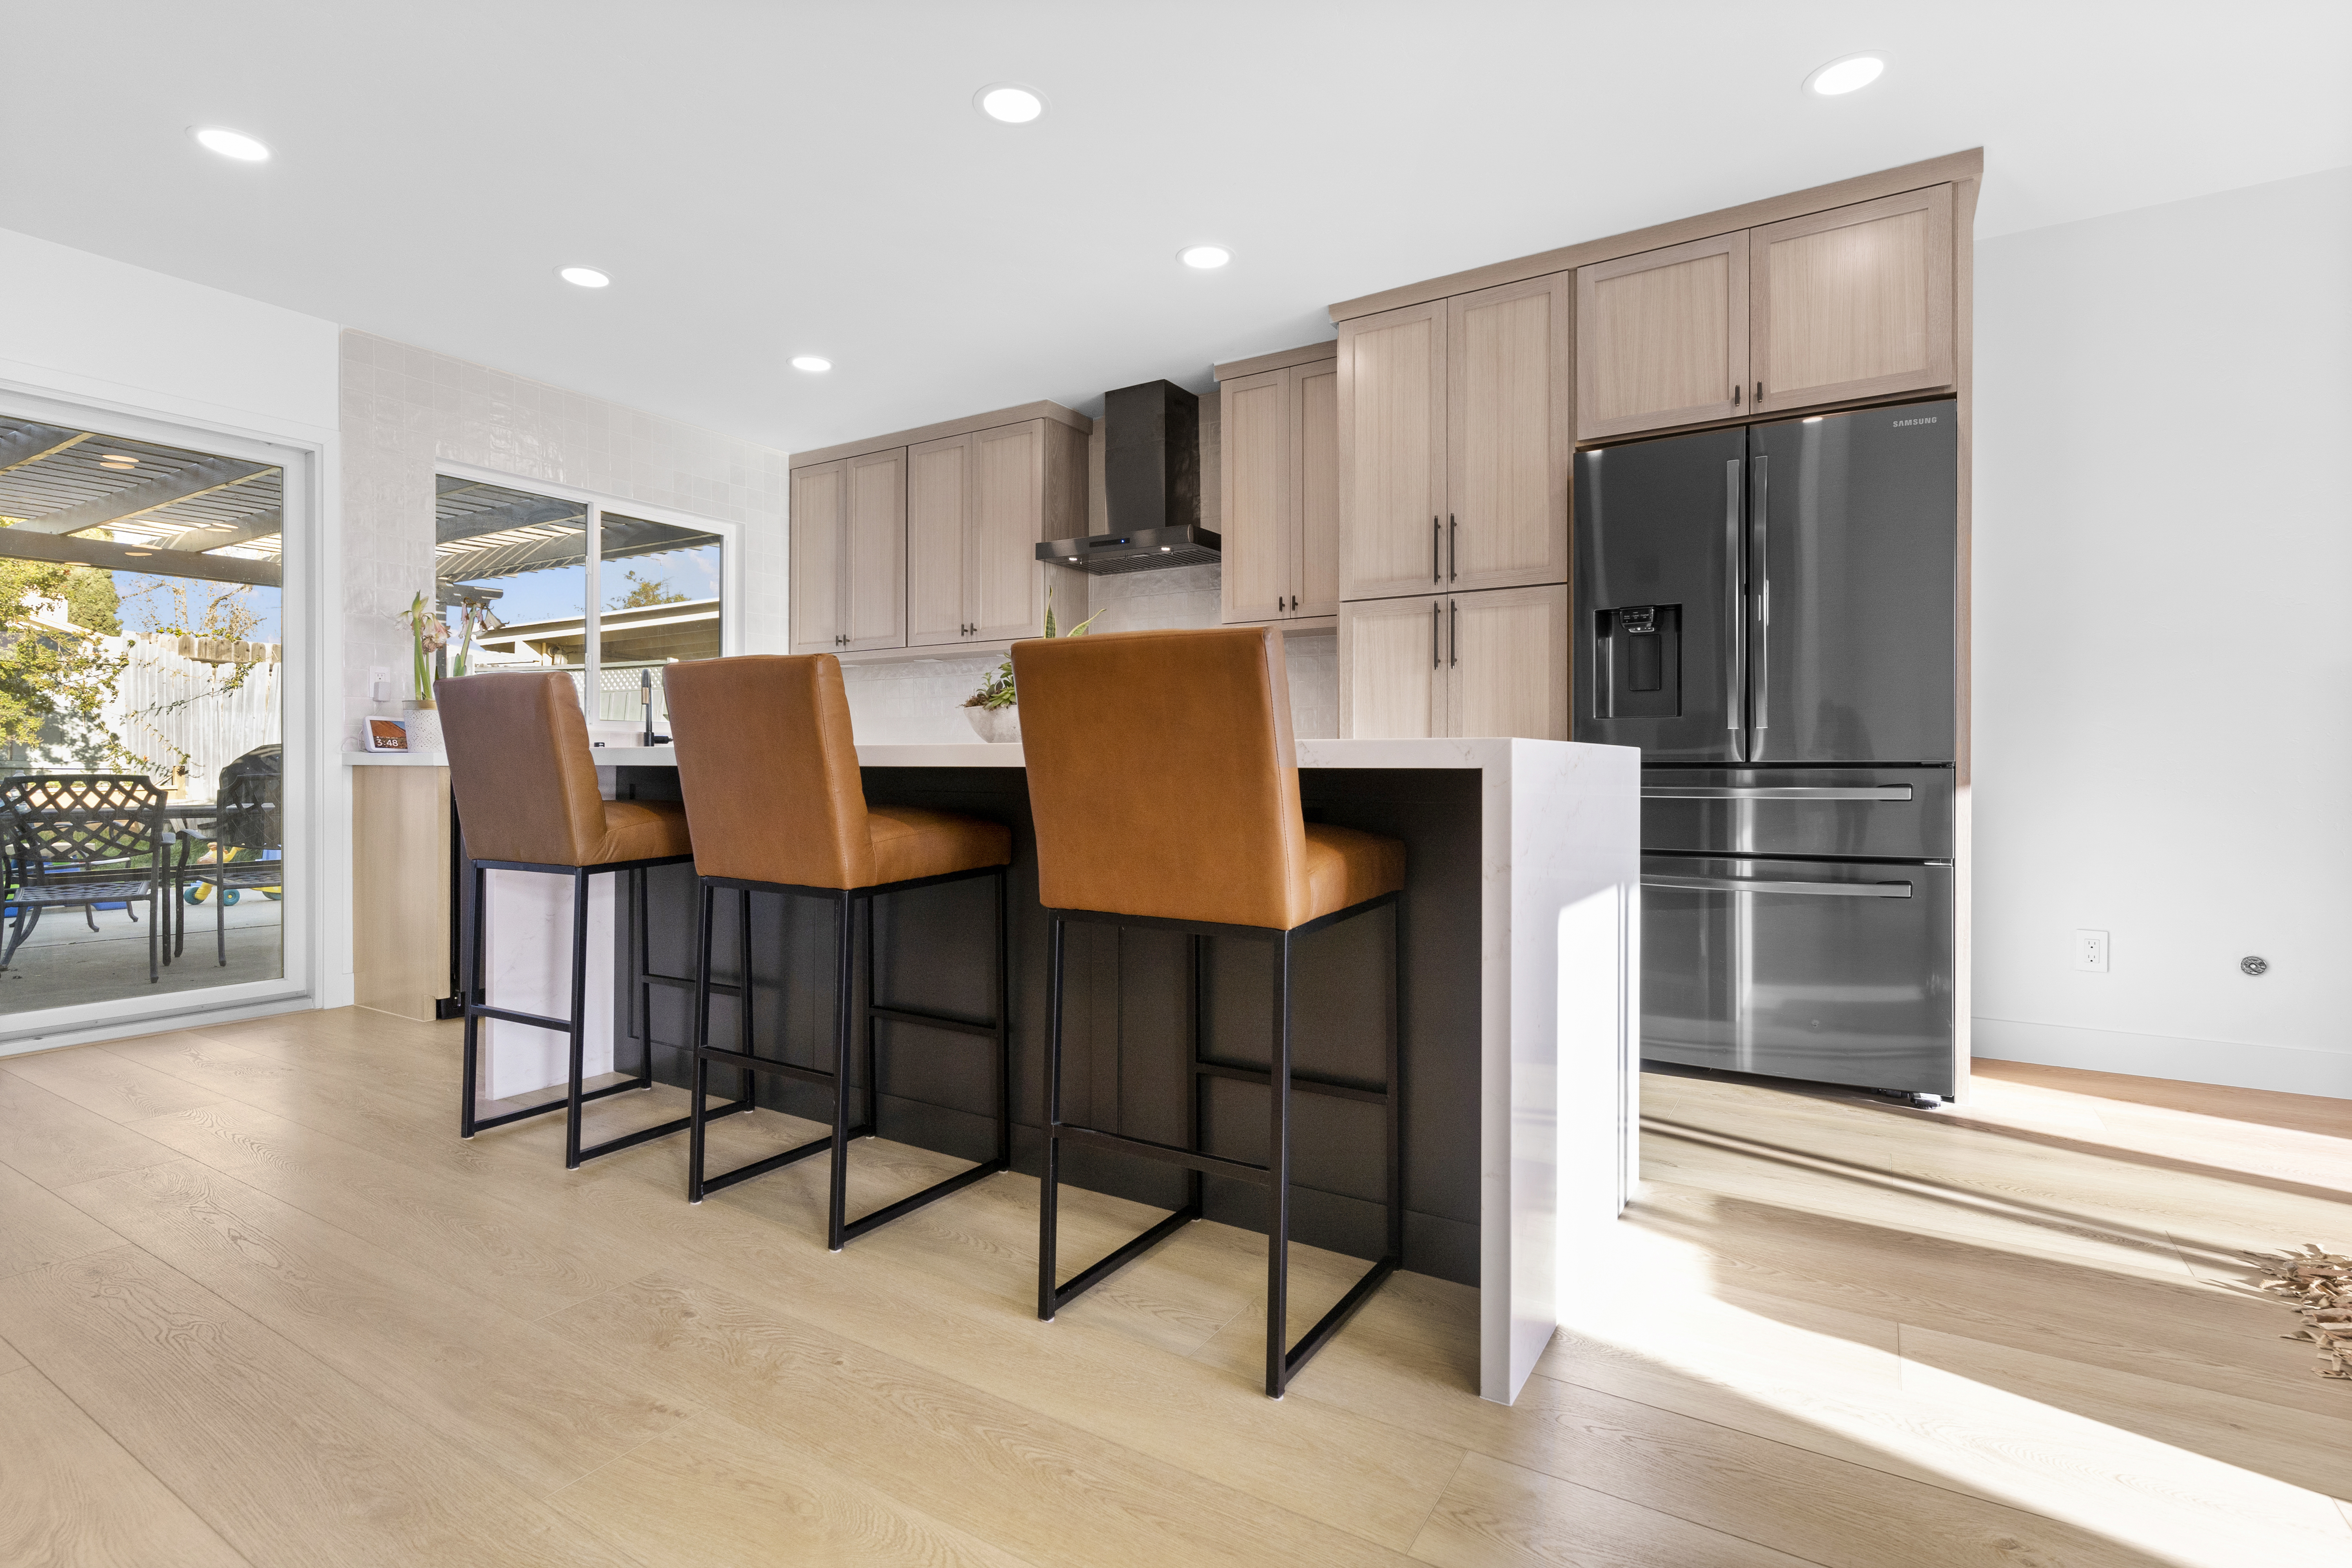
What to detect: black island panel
<box><xmin>613</xmin><ymin>763</ymin><xmax>1482</xmax><ymax>1287</ymax></box>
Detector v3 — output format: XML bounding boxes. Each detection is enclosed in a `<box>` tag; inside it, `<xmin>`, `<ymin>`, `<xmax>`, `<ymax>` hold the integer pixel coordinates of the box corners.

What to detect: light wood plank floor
<box><xmin>1</xmin><ymin>1008</ymin><xmax>2346</xmax><ymax>1566</ymax></box>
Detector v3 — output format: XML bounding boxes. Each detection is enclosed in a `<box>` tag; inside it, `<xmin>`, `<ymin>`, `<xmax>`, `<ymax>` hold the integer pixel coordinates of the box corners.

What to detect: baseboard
<box><xmin>1973</xmin><ymin>1015</ymin><xmax>2352</xmax><ymax>1101</ymax></box>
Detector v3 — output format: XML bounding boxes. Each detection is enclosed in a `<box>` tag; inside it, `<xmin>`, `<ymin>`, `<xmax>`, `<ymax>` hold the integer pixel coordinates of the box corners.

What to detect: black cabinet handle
<box><xmin>1431</xmin><ymin>601</ymin><xmax>1440</xmax><ymax>668</ymax></box>
<box><xmin>1755</xmin><ymin>380</ymin><xmax>1763</xmax><ymax>403</ymax></box>
<box><xmin>1449</xmin><ymin>515</ymin><xmax>1457</xmax><ymax>582</ymax></box>
<box><xmin>1732</xmin><ymin>383</ymin><xmax>1741</xmax><ymax>406</ymax></box>
<box><xmin>1432</xmin><ymin>517</ymin><xmax>1440</xmax><ymax>583</ymax></box>
<box><xmin>1450</xmin><ymin>599</ymin><xmax>1458</xmax><ymax>667</ymax></box>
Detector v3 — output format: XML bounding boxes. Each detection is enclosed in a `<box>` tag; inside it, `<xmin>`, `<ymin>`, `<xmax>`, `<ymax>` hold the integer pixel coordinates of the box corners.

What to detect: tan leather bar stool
<box><xmin>1011</xmin><ymin>626</ymin><xmax>1406</xmax><ymax>1398</ymax></box>
<box><xmin>663</xmin><ymin>654</ymin><xmax>1013</xmax><ymax>1250</ymax></box>
<box><xmin>438</xmin><ymin>671</ymin><xmax>711</xmax><ymax>1168</ymax></box>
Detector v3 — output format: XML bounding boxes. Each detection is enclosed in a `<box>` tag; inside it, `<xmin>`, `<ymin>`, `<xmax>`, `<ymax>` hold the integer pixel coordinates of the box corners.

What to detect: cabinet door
<box><xmin>1339</xmin><ymin>594</ymin><xmax>1446</xmax><ymax>738</ymax></box>
<box><xmin>1448</xmin><ymin>585</ymin><xmax>1568</xmax><ymax>740</ymax></box>
<box><xmin>1448</xmin><ymin>273</ymin><xmax>1570</xmax><ymax>590</ymax></box>
<box><xmin>1295</xmin><ymin>360</ymin><xmax>1341</xmax><ymax>617</ymax></box>
<box><xmin>1576</xmin><ymin>233</ymin><xmax>1748</xmax><ymax>441</ymax></box>
<box><xmin>788</xmin><ymin>461</ymin><xmax>845</xmax><ymax>653</ymax></box>
<box><xmin>1219</xmin><ymin>368</ymin><xmax>1294</xmax><ymax>623</ymax></box>
<box><xmin>1338</xmin><ymin>301</ymin><xmax>1448</xmax><ymax>601</ymax></box>
<box><xmin>841</xmin><ymin>447</ymin><xmax>906</xmax><ymax>650</ymax></box>
<box><xmin>969</xmin><ymin>421</ymin><xmax>1045</xmax><ymax>642</ymax></box>
<box><xmin>906</xmin><ymin>435</ymin><xmax>969</xmax><ymax>648</ymax></box>
<box><xmin>1751</xmin><ymin>185</ymin><xmax>1953</xmax><ymax>414</ymax></box>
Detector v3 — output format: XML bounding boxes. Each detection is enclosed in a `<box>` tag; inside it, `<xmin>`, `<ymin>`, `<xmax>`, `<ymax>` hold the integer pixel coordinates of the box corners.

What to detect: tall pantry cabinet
<box><xmin>1338</xmin><ymin>271</ymin><xmax>1572</xmax><ymax>738</ymax></box>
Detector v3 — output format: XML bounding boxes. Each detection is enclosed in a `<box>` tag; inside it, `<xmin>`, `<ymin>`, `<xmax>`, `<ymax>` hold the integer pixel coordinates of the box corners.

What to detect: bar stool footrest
<box><xmin>467</xmin><ymin>1075</ymin><xmax>641</xmax><ymax>1134</ymax></box>
<box><xmin>1044</xmin><ymin>1202</ymin><xmax>1203</xmax><ymax>1316</ymax></box>
<box><xmin>839</xmin><ymin>1157</ymin><xmax>1010</xmax><ymax>1246</ymax></box>
<box><xmin>1284</xmin><ymin>1254</ymin><xmax>1399</xmax><ymax>1380</ymax></box>
<box><xmin>575</xmin><ymin>1096</ymin><xmax>751</xmax><ymax>1166</ymax></box>
<box><xmin>697</xmin><ymin>1120</ymin><xmax>877</xmax><ymax>1198</ymax></box>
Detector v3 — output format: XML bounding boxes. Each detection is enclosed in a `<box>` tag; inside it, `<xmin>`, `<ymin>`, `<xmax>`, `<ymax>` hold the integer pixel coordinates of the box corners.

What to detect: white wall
<box><xmin>0</xmin><ymin>227</ymin><xmax>339</xmax><ymax>435</ymax></box>
<box><xmin>339</xmin><ymin>331</ymin><xmax>791</xmax><ymax>747</ymax></box>
<box><xmin>1972</xmin><ymin>165</ymin><xmax>2352</xmax><ymax>1098</ymax></box>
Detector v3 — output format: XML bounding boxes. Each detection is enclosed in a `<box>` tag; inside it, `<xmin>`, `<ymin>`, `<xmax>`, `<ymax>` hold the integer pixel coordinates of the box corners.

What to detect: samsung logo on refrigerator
<box><xmin>1891</xmin><ymin>416</ymin><xmax>1940</xmax><ymax>427</ymax></box>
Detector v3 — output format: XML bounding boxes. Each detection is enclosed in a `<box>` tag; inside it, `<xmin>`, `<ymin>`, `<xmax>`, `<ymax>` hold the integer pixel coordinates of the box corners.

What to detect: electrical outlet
<box><xmin>2074</xmin><ymin>929</ymin><xmax>2109</xmax><ymax>973</ymax></box>
<box><xmin>369</xmin><ymin>666</ymin><xmax>391</xmax><ymax>703</ymax></box>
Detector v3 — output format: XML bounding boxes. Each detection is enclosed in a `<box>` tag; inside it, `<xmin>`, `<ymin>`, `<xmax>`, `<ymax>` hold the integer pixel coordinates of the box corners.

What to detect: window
<box><xmin>433</xmin><ymin>477</ymin><xmax>729</xmax><ymax>733</ymax></box>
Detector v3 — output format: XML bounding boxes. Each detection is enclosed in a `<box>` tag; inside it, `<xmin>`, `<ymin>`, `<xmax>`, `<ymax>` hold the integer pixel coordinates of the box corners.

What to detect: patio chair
<box><xmin>176</xmin><ymin>770</ymin><xmax>281</xmax><ymax>967</ymax></box>
<box><xmin>0</xmin><ymin>775</ymin><xmax>170</xmax><ymax>983</ymax></box>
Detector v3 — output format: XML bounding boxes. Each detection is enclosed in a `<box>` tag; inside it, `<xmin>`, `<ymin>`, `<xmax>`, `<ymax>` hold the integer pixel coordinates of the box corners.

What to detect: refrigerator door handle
<box><xmin>1724</xmin><ymin>458</ymin><xmax>1745</xmax><ymax>762</ymax></box>
<box><xmin>1642</xmin><ymin>784</ymin><xmax>1914</xmax><ymax>801</ymax></box>
<box><xmin>1643</xmin><ymin>873</ymin><xmax>1913</xmax><ymax>898</ymax></box>
<box><xmin>1750</xmin><ymin>454</ymin><xmax>1769</xmax><ymax>736</ymax></box>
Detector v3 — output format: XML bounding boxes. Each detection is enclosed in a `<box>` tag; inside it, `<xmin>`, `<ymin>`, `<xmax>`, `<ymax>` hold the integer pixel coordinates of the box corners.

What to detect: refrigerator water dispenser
<box><xmin>1595</xmin><ymin>604</ymin><xmax>1681</xmax><ymax>718</ymax></box>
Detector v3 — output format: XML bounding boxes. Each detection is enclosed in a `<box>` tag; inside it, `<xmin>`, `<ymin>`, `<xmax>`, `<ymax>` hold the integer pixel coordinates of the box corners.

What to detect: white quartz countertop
<box><xmin>346</xmin><ymin>739</ymin><xmax>1604</xmax><ymax>770</ymax></box>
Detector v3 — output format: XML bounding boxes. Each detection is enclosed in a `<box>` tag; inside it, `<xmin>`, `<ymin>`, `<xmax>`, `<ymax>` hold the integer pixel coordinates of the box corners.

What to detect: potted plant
<box><xmin>397</xmin><ymin>592</ymin><xmax>452</xmax><ymax>752</ymax></box>
<box><xmin>962</xmin><ymin>593</ymin><xmax>1096</xmax><ymax>742</ymax></box>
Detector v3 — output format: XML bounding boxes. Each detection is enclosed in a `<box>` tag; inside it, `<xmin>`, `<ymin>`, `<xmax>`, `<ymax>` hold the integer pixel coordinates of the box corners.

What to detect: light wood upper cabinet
<box><xmin>1219</xmin><ymin>369</ymin><xmax>1292</xmax><ymax>622</ymax></box>
<box><xmin>906</xmin><ymin>436</ymin><xmax>969</xmax><ymax>648</ymax></box>
<box><xmin>1573</xmin><ymin>185</ymin><xmax>1956</xmax><ymax>437</ymax></box>
<box><xmin>902</xmin><ymin>417</ymin><xmax>1086</xmax><ymax>648</ymax></box>
<box><xmin>1218</xmin><ymin>356</ymin><xmax>1341</xmax><ymax>624</ymax></box>
<box><xmin>1339</xmin><ymin>584</ymin><xmax>1567</xmax><ymax>740</ymax></box>
<box><xmin>1448</xmin><ymin>274</ymin><xmax>1571</xmax><ymax>590</ymax></box>
<box><xmin>1751</xmin><ymin>185</ymin><xmax>1954</xmax><ymax>414</ymax></box>
<box><xmin>841</xmin><ymin>448</ymin><xmax>906</xmax><ymax>650</ymax></box>
<box><xmin>1296</xmin><ymin>361</ymin><xmax>1340</xmax><ymax>616</ymax></box>
<box><xmin>789</xmin><ymin>461</ymin><xmax>846</xmax><ymax>654</ymax></box>
<box><xmin>790</xmin><ymin>456</ymin><xmax>910</xmax><ymax>655</ymax></box>
<box><xmin>1576</xmin><ymin>233</ymin><xmax>1748</xmax><ymax>441</ymax></box>
<box><xmin>970</xmin><ymin>423</ymin><xmax>1048</xmax><ymax>642</ymax></box>
<box><xmin>1338</xmin><ymin>302</ymin><xmax>1448</xmax><ymax>601</ymax></box>
<box><xmin>793</xmin><ymin>448</ymin><xmax>911</xmax><ymax>653</ymax></box>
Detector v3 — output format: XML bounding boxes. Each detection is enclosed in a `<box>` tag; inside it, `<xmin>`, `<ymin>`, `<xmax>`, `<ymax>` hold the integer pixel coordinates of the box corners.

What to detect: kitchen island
<box><xmin>374</xmin><ymin>736</ymin><xmax>1637</xmax><ymax>1404</ymax></box>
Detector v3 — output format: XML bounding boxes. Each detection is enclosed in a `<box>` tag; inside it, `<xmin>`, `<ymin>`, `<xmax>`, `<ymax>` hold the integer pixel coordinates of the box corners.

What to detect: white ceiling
<box><xmin>5</xmin><ymin>1</ymin><xmax>2347</xmax><ymax>455</ymax></box>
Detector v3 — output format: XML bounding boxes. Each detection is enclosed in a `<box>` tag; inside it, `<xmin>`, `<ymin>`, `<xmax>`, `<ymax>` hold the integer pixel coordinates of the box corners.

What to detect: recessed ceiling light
<box><xmin>791</xmin><ymin>356</ymin><xmax>832</xmax><ymax>373</ymax></box>
<box><xmin>558</xmin><ymin>266</ymin><xmax>611</xmax><ymax>289</ymax></box>
<box><xmin>975</xmin><ymin>84</ymin><xmax>1045</xmax><ymax>123</ymax></box>
<box><xmin>191</xmin><ymin>126</ymin><xmax>271</xmax><ymax>162</ymax></box>
<box><xmin>1179</xmin><ymin>245</ymin><xmax>1232</xmax><ymax>270</ymax></box>
<box><xmin>99</xmin><ymin>454</ymin><xmax>139</xmax><ymax>469</ymax></box>
<box><xmin>1805</xmin><ymin>54</ymin><xmax>1885</xmax><ymax>96</ymax></box>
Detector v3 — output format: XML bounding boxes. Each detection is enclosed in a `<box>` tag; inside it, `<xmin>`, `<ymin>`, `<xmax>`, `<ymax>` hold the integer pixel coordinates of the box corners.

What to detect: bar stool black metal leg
<box><xmin>633</xmin><ymin>867</ymin><xmax>654</xmax><ymax>1092</ymax></box>
<box><xmin>862</xmin><ymin>893</ymin><xmax>879</xmax><ymax>1140</ymax></box>
<box><xmin>688</xmin><ymin>878</ymin><xmax>716</xmax><ymax>1202</ymax></box>
<box><xmin>826</xmin><ymin>889</ymin><xmax>855</xmax><ymax>1251</ymax></box>
<box><xmin>1185</xmin><ymin>932</ymin><xmax>1204</xmax><ymax>1221</ymax></box>
<box><xmin>737</xmin><ymin>887</ymin><xmax>754</xmax><ymax>1105</ymax></box>
<box><xmin>563</xmin><ymin>868</ymin><xmax>591</xmax><ymax>1170</ymax></box>
<box><xmin>1037</xmin><ymin>915</ymin><xmax>1066</xmax><ymax>1320</ymax></box>
<box><xmin>1266</xmin><ymin>929</ymin><xmax>1294</xmax><ymax>1398</ymax></box>
<box><xmin>994</xmin><ymin>867</ymin><xmax>1011</xmax><ymax>1170</ymax></box>
<box><xmin>1386</xmin><ymin>895</ymin><xmax>1405</xmax><ymax>1263</ymax></box>
<box><xmin>460</xmin><ymin>862</ymin><xmax>488</xmax><ymax>1137</ymax></box>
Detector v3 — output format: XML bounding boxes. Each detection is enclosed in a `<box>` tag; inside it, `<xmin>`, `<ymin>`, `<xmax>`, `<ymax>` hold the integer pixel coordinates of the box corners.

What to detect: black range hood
<box><xmin>1037</xmin><ymin>379</ymin><xmax>1220</xmax><ymax>574</ymax></box>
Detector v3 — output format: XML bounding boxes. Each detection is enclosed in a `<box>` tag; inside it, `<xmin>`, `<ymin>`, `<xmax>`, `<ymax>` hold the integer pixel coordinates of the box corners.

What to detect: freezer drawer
<box><xmin>1641</xmin><ymin>854</ymin><xmax>1955</xmax><ymax>1098</ymax></box>
<box><xmin>1641</xmin><ymin>766</ymin><xmax>1954</xmax><ymax>859</ymax></box>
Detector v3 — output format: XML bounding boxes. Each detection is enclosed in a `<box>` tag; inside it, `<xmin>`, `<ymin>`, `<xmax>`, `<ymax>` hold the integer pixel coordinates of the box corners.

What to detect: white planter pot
<box><xmin>964</xmin><ymin>705</ymin><xmax>1020</xmax><ymax>744</ymax></box>
<box><xmin>403</xmin><ymin>701</ymin><xmax>443</xmax><ymax>753</ymax></box>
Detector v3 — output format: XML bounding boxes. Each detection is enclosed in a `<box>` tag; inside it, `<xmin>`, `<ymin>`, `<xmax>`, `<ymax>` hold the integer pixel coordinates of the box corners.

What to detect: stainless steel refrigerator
<box><xmin>1573</xmin><ymin>400</ymin><xmax>1960</xmax><ymax>1103</ymax></box>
